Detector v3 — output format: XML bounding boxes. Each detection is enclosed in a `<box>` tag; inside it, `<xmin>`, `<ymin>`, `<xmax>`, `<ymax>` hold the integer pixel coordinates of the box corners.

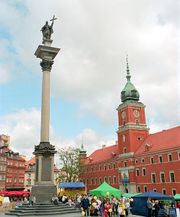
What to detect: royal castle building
<box><xmin>80</xmin><ymin>61</ymin><xmax>180</xmax><ymax>195</ymax></box>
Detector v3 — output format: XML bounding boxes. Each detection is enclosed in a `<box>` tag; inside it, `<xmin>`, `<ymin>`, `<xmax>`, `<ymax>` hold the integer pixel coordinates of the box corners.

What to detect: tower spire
<box><xmin>126</xmin><ymin>55</ymin><xmax>131</xmax><ymax>81</ymax></box>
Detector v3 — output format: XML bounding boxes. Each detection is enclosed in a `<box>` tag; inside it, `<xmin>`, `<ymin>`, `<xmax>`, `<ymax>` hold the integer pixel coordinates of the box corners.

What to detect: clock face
<box><xmin>121</xmin><ymin>111</ymin><xmax>126</xmax><ymax>119</ymax></box>
<box><xmin>133</xmin><ymin>109</ymin><xmax>140</xmax><ymax>118</ymax></box>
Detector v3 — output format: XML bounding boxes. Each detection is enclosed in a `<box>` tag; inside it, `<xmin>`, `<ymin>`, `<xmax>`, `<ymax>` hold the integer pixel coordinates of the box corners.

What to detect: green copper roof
<box><xmin>121</xmin><ymin>57</ymin><xmax>140</xmax><ymax>102</ymax></box>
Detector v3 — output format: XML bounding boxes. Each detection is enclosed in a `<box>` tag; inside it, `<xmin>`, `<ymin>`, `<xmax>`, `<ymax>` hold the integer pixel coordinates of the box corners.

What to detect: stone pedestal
<box><xmin>32</xmin><ymin>43</ymin><xmax>60</xmax><ymax>203</ymax></box>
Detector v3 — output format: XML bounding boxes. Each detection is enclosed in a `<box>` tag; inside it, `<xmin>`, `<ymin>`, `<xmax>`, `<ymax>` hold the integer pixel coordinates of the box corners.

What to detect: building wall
<box><xmin>6</xmin><ymin>156</ymin><xmax>26</xmax><ymax>190</ymax></box>
<box><xmin>0</xmin><ymin>152</ymin><xmax>6</xmax><ymax>190</ymax></box>
<box><xmin>134</xmin><ymin>148</ymin><xmax>180</xmax><ymax>195</ymax></box>
<box><xmin>0</xmin><ymin>135</ymin><xmax>26</xmax><ymax>191</ymax></box>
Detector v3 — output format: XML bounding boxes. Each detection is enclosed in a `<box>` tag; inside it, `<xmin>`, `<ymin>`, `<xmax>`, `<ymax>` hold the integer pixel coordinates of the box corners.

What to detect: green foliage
<box><xmin>56</xmin><ymin>147</ymin><xmax>83</xmax><ymax>183</ymax></box>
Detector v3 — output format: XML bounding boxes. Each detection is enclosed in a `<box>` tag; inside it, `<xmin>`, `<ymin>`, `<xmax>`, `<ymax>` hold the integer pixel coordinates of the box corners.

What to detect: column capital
<box><xmin>40</xmin><ymin>59</ymin><xmax>54</xmax><ymax>71</ymax></box>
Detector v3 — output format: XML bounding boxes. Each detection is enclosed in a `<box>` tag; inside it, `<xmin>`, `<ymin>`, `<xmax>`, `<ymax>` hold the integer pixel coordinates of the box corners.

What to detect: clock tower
<box><xmin>117</xmin><ymin>58</ymin><xmax>149</xmax><ymax>154</ymax></box>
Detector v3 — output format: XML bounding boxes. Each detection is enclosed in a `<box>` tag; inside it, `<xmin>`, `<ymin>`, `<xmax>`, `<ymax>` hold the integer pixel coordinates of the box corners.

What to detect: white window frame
<box><xmin>151</xmin><ymin>173</ymin><xmax>156</xmax><ymax>183</ymax></box>
<box><xmin>144</xmin><ymin>185</ymin><xmax>147</xmax><ymax>192</ymax></box>
<box><xmin>162</xmin><ymin>188</ymin><xmax>166</xmax><ymax>194</ymax></box>
<box><xmin>141</xmin><ymin>158</ymin><xmax>145</xmax><ymax>163</ymax></box>
<box><xmin>168</xmin><ymin>153</ymin><xmax>172</xmax><ymax>162</ymax></box>
<box><xmin>150</xmin><ymin>157</ymin><xmax>154</xmax><ymax>164</ymax></box>
<box><xmin>169</xmin><ymin>171</ymin><xmax>175</xmax><ymax>183</ymax></box>
<box><xmin>123</xmin><ymin>147</ymin><xmax>127</xmax><ymax>153</ymax></box>
<box><xmin>172</xmin><ymin>188</ymin><xmax>176</xmax><ymax>196</ymax></box>
<box><xmin>136</xmin><ymin>169</ymin><xmax>140</xmax><ymax>176</ymax></box>
<box><xmin>122</xmin><ymin>135</ymin><xmax>126</xmax><ymax>142</ymax></box>
<box><xmin>142</xmin><ymin>168</ymin><xmax>146</xmax><ymax>176</ymax></box>
<box><xmin>160</xmin><ymin>172</ymin><xmax>166</xmax><ymax>183</ymax></box>
<box><xmin>137</xmin><ymin>185</ymin><xmax>141</xmax><ymax>193</ymax></box>
<box><xmin>159</xmin><ymin>155</ymin><xmax>163</xmax><ymax>163</ymax></box>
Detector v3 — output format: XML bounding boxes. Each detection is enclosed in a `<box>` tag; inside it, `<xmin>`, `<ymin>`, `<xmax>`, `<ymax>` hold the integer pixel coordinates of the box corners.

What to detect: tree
<box><xmin>56</xmin><ymin>146</ymin><xmax>84</xmax><ymax>183</ymax></box>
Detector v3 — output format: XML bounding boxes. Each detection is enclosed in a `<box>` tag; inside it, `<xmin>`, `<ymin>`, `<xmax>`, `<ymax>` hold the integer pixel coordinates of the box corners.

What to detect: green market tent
<box><xmin>122</xmin><ymin>193</ymin><xmax>140</xmax><ymax>198</ymax></box>
<box><xmin>174</xmin><ymin>194</ymin><xmax>180</xmax><ymax>200</ymax></box>
<box><xmin>89</xmin><ymin>181</ymin><xmax>122</xmax><ymax>199</ymax></box>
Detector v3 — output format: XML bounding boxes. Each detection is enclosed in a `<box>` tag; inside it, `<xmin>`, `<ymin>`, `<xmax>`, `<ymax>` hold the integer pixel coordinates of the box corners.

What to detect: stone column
<box><xmin>31</xmin><ymin>44</ymin><xmax>60</xmax><ymax>203</ymax></box>
<box><xmin>40</xmin><ymin>59</ymin><xmax>53</xmax><ymax>142</ymax></box>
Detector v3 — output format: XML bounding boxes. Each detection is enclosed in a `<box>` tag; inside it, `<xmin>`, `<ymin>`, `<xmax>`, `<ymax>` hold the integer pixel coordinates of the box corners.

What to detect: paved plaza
<box><xmin>0</xmin><ymin>213</ymin><xmax>82</xmax><ymax>217</ymax></box>
<box><xmin>0</xmin><ymin>212</ymin><xmax>145</xmax><ymax>217</ymax></box>
<box><xmin>0</xmin><ymin>212</ymin><xmax>144</xmax><ymax>217</ymax></box>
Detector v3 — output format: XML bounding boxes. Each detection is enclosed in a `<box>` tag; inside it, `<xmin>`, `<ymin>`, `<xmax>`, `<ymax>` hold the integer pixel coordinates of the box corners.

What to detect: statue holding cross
<box><xmin>41</xmin><ymin>15</ymin><xmax>57</xmax><ymax>43</ymax></box>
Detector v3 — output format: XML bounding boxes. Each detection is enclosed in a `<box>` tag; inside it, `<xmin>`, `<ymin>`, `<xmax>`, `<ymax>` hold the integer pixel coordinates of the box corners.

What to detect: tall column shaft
<box><xmin>41</xmin><ymin>69</ymin><xmax>50</xmax><ymax>142</ymax></box>
<box><xmin>40</xmin><ymin>59</ymin><xmax>53</xmax><ymax>142</ymax></box>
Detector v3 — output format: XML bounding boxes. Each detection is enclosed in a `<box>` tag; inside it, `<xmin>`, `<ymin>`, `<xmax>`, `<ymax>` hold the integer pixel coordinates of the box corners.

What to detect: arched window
<box><xmin>123</xmin><ymin>147</ymin><xmax>127</xmax><ymax>153</ymax></box>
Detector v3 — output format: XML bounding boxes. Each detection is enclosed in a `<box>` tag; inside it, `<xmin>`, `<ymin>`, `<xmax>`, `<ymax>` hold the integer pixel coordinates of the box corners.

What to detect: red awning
<box><xmin>0</xmin><ymin>191</ymin><xmax>31</xmax><ymax>196</ymax></box>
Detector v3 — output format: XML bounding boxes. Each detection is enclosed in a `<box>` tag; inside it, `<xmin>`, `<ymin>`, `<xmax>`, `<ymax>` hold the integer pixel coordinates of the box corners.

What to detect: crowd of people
<box><xmin>0</xmin><ymin>191</ymin><xmax>179</xmax><ymax>217</ymax></box>
<box><xmin>147</xmin><ymin>198</ymin><xmax>179</xmax><ymax>217</ymax></box>
<box><xmin>58</xmin><ymin>193</ymin><xmax>131</xmax><ymax>216</ymax></box>
<box><xmin>58</xmin><ymin>193</ymin><xmax>180</xmax><ymax>217</ymax></box>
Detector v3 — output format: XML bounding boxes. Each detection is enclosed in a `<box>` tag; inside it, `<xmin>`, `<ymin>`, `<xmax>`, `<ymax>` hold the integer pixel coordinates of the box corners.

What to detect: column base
<box><xmin>31</xmin><ymin>184</ymin><xmax>56</xmax><ymax>203</ymax></box>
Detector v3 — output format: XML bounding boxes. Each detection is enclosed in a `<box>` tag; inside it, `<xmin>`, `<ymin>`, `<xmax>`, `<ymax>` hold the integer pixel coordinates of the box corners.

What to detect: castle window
<box><xmin>99</xmin><ymin>177</ymin><xmax>102</xmax><ymax>184</ymax></box>
<box><xmin>162</xmin><ymin>189</ymin><xmax>166</xmax><ymax>195</ymax></box>
<box><xmin>137</xmin><ymin>136</ymin><xmax>142</xmax><ymax>141</ymax></box>
<box><xmin>113</xmin><ymin>163</ymin><xmax>116</xmax><ymax>169</ymax></box>
<box><xmin>108</xmin><ymin>164</ymin><xmax>111</xmax><ymax>170</ymax></box>
<box><xmin>141</xmin><ymin>158</ymin><xmax>145</xmax><ymax>163</ymax></box>
<box><xmin>91</xmin><ymin>178</ymin><xmax>94</xmax><ymax>185</ymax></box>
<box><xmin>153</xmin><ymin>189</ymin><xmax>157</xmax><ymax>192</ymax></box>
<box><xmin>172</xmin><ymin>189</ymin><xmax>176</xmax><ymax>196</ymax></box>
<box><xmin>135</xmin><ymin>159</ymin><xmax>138</xmax><ymax>164</ymax></box>
<box><xmin>169</xmin><ymin>171</ymin><xmax>175</xmax><ymax>182</ymax></box>
<box><xmin>104</xmin><ymin>165</ymin><xmax>107</xmax><ymax>171</ymax></box>
<box><xmin>99</xmin><ymin>165</ymin><xmax>102</xmax><ymax>171</ymax></box>
<box><xmin>159</xmin><ymin>155</ymin><xmax>163</xmax><ymax>163</ymax></box>
<box><xmin>124</xmin><ymin>161</ymin><xmax>127</xmax><ymax>167</ymax></box>
<box><xmin>122</xmin><ymin>135</ymin><xmax>126</xmax><ymax>142</ymax></box>
<box><xmin>137</xmin><ymin>185</ymin><xmax>141</xmax><ymax>193</ymax></box>
<box><xmin>108</xmin><ymin>176</ymin><xmax>112</xmax><ymax>184</ymax></box>
<box><xmin>144</xmin><ymin>186</ymin><xmax>147</xmax><ymax>192</ymax></box>
<box><xmin>142</xmin><ymin>168</ymin><xmax>146</xmax><ymax>176</ymax></box>
<box><xmin>104</xmin><ymin>176</ymin><xmax>107</xmax><ymax>182</ymax></box>
<box><xmin>150</xmin><ymin>157</ymin><xmax>154</xmax><ymax>164</ymax></box>
<box><xmin>95</xmin><ymin>178</ymin><xmax>98</xmax><ymax>184</ymax></box>
<box><xmin>178</xmin><ymin>152</ymin><xmax>180</xmax><ymax>160</ymax></box>
<box><xmin>136</xmin><ymin>169</ymin><xmax>140</xmax><ymax>176</ymax></box>
<box><xmin>168</xmin><ymin>154</ymin><xmax>172</xmax><ymax>162</ymax></box>
<box><xmin>151</xmin><ymin>173</ymin><xmax>156</xmax><ymax>183</ymax></box>
<box><xmin>113</xmin><ymin>176</ymin><xmax>117</xmax><ymax>184</ymax></box>
<box><xmin>123</xmin><ymin>147</ymin><xmax>127</xmax><ymax>153</ymax></box>
<box><xmin>160</xmin><ymin>172</ymin><xmax>165</xmax><ymax>183</ymax></box>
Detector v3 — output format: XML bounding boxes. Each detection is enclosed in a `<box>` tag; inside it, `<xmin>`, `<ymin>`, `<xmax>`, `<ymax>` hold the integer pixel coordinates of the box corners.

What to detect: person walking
<box><xmin>158</xmin><ymin>204</ymin><xmax>168</xmax><ymax>217</ymax></box>
<box><xmin>81</xmin><ymin>194</ymin><xmax>90</xmax><ymax>216</ymax></box>
<box><xmin>147</xmin><ymin>198</ymin><xmax>153</xmax><ymax>217</ymax></box>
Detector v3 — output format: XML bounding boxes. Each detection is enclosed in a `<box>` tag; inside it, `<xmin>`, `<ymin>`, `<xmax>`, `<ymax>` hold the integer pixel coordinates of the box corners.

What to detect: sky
<box><xmin>0</xmin><ymin>0</ymin><xmax>179</xmax><ymax>162</ymax></box>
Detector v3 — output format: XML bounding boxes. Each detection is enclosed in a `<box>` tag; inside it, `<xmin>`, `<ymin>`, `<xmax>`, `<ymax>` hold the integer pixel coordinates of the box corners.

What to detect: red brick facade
<box><xmin>0</xmin><ymin>135</ymin><xmax>26</xmax><ymax>190</ymax></box>
<box><xmin>81</xmin><ymin>68</ymin><xmax>180</xmax><ymax>196</ymax></box>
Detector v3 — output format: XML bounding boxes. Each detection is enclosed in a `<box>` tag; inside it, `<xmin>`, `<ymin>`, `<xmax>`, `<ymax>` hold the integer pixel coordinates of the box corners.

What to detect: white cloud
<box><xmin>0</xmin><ymin>109</ymin><xmax>115</xmax><ymax>160</ymax></box>
<box><xmin>0</xmin><ymin>108</ymin><xmax>40</xmax><ymax>158</ymax></box>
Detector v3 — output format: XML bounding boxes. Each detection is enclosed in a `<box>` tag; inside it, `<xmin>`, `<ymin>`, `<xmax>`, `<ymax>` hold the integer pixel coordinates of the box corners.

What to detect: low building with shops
<box><xmin>0</xmin><ymin>135</ymin><xmax>26</xmax><ymax>191</ymax></box>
